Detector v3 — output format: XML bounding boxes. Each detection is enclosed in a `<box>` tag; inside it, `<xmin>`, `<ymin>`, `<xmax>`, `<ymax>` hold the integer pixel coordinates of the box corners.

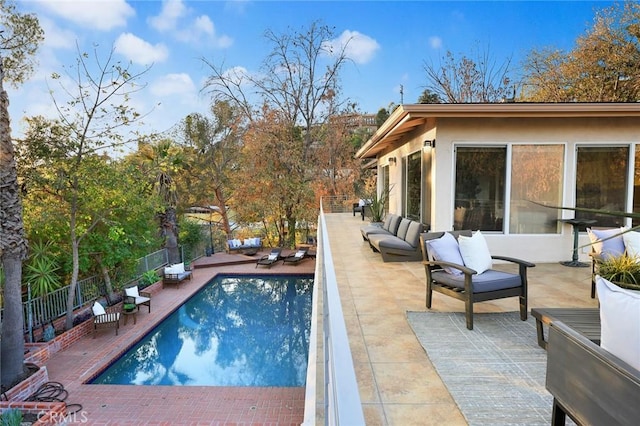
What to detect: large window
<box><xmin>576</xmin><ymin>146</ymin><xmax>628</xmax><ymax>228</ymax></box>
<box><xmin>404</xmin><ymin>151</ymin><xmax>422</xmax><ymax>221</ymax></box>
<box><xmin>454</xmin><ymin>147</ymin><xmax>505</xmax><ymax>231</ymax></box>
<box><xmin>510</xmin><ymin>145</ymin><xmax>564</xmax><ymax>234</ymax></box>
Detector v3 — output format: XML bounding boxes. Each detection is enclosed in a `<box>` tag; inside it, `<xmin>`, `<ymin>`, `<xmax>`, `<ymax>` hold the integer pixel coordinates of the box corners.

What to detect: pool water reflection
<box><xmin>91</xmin><ymin>274</ymin><xmax>313</xmax><ymax>387</ymax></box>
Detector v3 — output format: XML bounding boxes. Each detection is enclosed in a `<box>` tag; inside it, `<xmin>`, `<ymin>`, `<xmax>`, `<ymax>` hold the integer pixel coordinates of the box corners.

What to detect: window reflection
<box><xmin>454</xmin><ymin>147</ymin><xmax>505</xmax><ymax>231</ymax></box>
<box><xmin>510</xmin><ymin>145</ymin><xmax>564</xmax><ymax>234</ymax></box>
<box><xmin>405</xmin><ymin>151</ymin><xmax>422</xmax><ymax>221</ymax></box>
<box><xmin>576</xmin><ymin>146</ymin><xmax>628</xmax><ymax>228</ymax></box>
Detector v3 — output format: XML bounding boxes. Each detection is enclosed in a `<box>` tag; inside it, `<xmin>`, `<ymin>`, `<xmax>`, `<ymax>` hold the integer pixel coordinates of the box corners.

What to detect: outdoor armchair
<box><xmin>92</xmin><ymin>301</ymin><xmax>120</xmax><ymax>337</ymax></box>
<box><xmin>420</xmin><ymin>230</ymin><xmax>535</xmax><ymax>330</ymax></box>
<box><xmin>124</xmin><ymin>285</ymin><xmax>151</xmax><ymax>313</ymax></box>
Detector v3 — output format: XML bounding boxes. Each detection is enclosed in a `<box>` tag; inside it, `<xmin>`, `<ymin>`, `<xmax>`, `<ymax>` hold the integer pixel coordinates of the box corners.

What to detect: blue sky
<box><xmin>9</xmin><ymin>0</ymin><xmax>615</xmax><ymax>137</ymax></box>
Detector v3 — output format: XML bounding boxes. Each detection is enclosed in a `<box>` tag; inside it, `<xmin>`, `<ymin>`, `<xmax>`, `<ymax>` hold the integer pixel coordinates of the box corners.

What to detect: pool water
<box><xmin>91</xmin><ymin>274</ymin><xmax>314</xmax><ymax>387</ymax></box>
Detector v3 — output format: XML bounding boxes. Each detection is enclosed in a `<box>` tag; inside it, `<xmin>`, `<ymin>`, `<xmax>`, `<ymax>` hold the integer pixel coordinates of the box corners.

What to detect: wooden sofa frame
<box><xmin>546</xmin><ymin>320</ymin><xmax>640</xmax><ymax>425</ymax></box>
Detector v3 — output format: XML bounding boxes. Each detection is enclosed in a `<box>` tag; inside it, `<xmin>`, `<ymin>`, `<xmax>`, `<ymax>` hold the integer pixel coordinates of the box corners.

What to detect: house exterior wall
<box><xmin>382</xmin><ymin>116</ymin><xmax>639</xmax><ymax>263</ymax></box>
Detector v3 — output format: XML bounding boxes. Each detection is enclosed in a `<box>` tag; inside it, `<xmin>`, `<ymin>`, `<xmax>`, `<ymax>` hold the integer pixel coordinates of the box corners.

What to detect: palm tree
<box><xmin>0</xmin><ymin>0</ymin><xmax>43</xmax><ymax>388</ymax></box>
<box><xmin>137</xmin><ymin>139</ymin><xmax>183</xmax><ymax>264</ymax></box>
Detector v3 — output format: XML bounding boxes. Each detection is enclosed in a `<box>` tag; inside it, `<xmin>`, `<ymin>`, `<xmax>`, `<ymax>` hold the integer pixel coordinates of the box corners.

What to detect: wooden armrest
<box><xmin>491</xmin><ymin>255</ymin><xmax>536</xmax><ymax>268</ymax></box>
<box><xmin>140</xmin><ymin>291</ymin><xmax>151</xmax><ymax>298</ymax></box>
<box><xmin>422</xmin><ymin>260</ymin><xmax>477</xmax><ymax>275</ymax></box>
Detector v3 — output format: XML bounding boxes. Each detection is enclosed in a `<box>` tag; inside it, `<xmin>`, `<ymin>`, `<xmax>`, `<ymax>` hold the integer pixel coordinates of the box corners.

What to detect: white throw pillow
<box><xmin>172</xmin><ymin>262</ymin><xmax>185</xmax><ymax>274</ymax></box>
<box><xmin>92</xmin><ymin>301</ymin><xmax>106</xmax><ymax>316</ymax></box>
<box><xmin>125</xmin><ymin>286</ymin><xmax>139</xmax><ymax>298</ymax></box>
<box><xmin>596</xmin><ymin>275</ymin><xmax>640</xmax><ymax>371</ymax></box>
<box><xmin>458</xmin><ymin>230</ymin><xmax>493</xmax><ymax>274</ymax></box>
<box><xmin>623</xmin><ymin>231</ymin><xmax>640</xmax><ymax>259</ymax></box>
<box><xmin>165</xmin><ymin>265</ymin><xmax>176</xmax><ymax>274</ymax></box>
<box><xmin>268</xmin><ymin>253</ymin><xmax>278</xmax><ymax>260</ymax></box>
<box><xmin>588</xmin><ymin>227</ymin><xmax>626</xmax><ymax>258</ymax></box>
<box><xmin>294</xmin><ymin>250</ymin><xmax>305</xmax><ymax>258</ymax></box>
<box><xmin>427</xmin><ymin>232</ymin><xmax>465</xmax><ymax>275</ymax></box>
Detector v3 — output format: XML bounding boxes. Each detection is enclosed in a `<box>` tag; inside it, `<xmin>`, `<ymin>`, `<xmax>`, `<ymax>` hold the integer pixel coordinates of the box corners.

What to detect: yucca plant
<box><xmin>24</xmin><ymin>241</ymin><xmax>62</xmax><ymax>298</ymax></box>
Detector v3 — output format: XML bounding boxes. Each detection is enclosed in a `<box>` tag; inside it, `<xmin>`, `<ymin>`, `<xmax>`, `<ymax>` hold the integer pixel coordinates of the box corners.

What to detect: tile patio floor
<box><xmin>43</xmin><ymin>213</ymin><xmax>598</xmax><ymax>425</ymax></box>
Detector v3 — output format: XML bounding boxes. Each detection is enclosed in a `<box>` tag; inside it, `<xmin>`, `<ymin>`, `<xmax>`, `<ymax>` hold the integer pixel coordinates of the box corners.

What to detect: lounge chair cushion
<box><xmin>267</xmin><ymin>253</ymin><xmax>278</xmax><ymax>260</ymax></box>
<box><xmin>432</xmin><ymin>269</ymin><xmax>522</xmax><ymax>292</ymax></box>
<box><xmin>458</xmin><ymin>231</ymin><xmax>492</xmax><ymax>274</ymax></box>
<box><xmin>404</xmin><ymin>221</ymin><xmax>423</xmax><ymax>248</ymax></box>
<box><xmin>427</xmin><ymin>232</ymin><xmax>464</xmax><ymax>275</ymax></box>
<box><xmin>396</xmin><ymin>219</ymin><xmax>411</xmax><ymax>240</ymax></box>
<box><xmin>92</xmin><ymin>301</ymin><xmax>106</xmax><ymax>316</ymax></box>
<box><xmin>165</xmin><ymin>262</ymin><xmax>185</xmax><ymax>274</ymax></box>
<box><xmin>294</xmin><ymin>250</ymin><xmax>305</xmax><ymax>258</ymax></box>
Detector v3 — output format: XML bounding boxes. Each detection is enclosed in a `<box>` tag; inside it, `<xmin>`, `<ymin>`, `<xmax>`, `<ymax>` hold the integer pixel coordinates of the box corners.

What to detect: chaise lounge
<box><xmin>282</xmin><ymin>248</ymin><xmax>309</xmax><ymax>265</ymax></box>
<box><xmin>256</xmin><ymin>248</ymin><xmax>282</xmax><ymax>268</ymax></box>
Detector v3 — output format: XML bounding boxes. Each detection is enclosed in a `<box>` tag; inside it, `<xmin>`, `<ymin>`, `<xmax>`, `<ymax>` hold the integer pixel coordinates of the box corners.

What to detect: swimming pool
<box><xmin>91</xmin><ymin>274</ymin><xmax>314</xmax><ymax>387</ymax></box>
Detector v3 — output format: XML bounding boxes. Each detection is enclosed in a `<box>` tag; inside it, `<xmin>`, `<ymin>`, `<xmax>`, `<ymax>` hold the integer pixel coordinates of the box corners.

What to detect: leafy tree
<box><xmin>20</xmin><ymin>46</ymin><xmax>151</xmax><ymax>331</ymax></box>
<box><xmin>423</xmin><ymin>48</ymin><xmax>513</xmax><ymax>103</ymax></box>
<box><xmin>521</xmin><ymin>2</ymin><xmax>640</xmax><ymax>102</ymax></box>
<box><xmin>417</xmin><ymin>88</ymin><xmax>442</xmax><ymax>104</ymax></box>
<box><xmin>177</xmin><ymin>101</ymin><xmax>245</xmax><ymax>238</ymax></box>
<box><xmin>233</xmin><ymin>107</ymin><xmax>314</xmax><ymax>246</ymax></box>
<box><xmin>0</xmin><ymin>0</ymin><xmax>43</xmax><ymax>389</ymax></box>
<box><xmin>375</xmin><ymin>107</ymin><xmax>390</xmax><ymax>127</ymax></box>
<box><xmin>203</xmin><ymin>21</ymin><xmax>351</xmax><ymax>247</ymax></box>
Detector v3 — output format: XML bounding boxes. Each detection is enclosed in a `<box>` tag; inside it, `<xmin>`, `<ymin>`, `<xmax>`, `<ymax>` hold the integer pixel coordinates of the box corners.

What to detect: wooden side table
<box><xmin>122</xmin><ymin>306</ymin><xmax>138</xmax><ymax>325</ymax></box>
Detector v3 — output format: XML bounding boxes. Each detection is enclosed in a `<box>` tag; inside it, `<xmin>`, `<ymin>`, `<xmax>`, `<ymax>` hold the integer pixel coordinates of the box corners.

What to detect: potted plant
<box><xmin>596</xmin><ymin>254</ymin><xmax>640</xmax><ymax>291</ymax></box>
<box><xmin>365</xmin><ymin>186</ymin><xmax>392</xmax><ymax>224</ymax></box>
<box><xmin>123</xmin><ymin>302</ymin><xmax>136</xmax><ymax>313</ymax></box>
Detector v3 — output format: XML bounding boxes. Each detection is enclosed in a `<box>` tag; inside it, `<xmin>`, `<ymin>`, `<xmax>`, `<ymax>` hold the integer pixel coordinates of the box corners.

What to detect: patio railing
<box><xmin>302</xmin><ymin>201</ymin><xmax>365</xmax><ymax>425</ymax></box>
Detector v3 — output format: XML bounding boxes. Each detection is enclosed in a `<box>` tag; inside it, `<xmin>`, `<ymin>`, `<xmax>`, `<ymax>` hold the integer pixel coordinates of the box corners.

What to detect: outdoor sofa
<box><xmin>162</xmin><ymin>262</ymin><xmax>192</xmax><ymax>288</ymax></box>
<box><xmin>360</xmin><ymin>213</ymin><xmax>402</xmax><ymax>242</ymax></box>
<box><xmin>364</xmin><ymin>215</ymin><xmax>425</xmax><ymax>262</ymax></box>
<box><xmin>226</xmin><ymin>237</ymin><xmax>263</xmax><ymax>254</ymax></box>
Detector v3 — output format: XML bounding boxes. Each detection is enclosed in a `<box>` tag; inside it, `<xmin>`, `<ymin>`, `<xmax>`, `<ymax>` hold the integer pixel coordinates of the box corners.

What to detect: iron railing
<box><xmin>20</xmin><ymin>248</ymin><xmax>170</xmax><ymax>342</ymax></box>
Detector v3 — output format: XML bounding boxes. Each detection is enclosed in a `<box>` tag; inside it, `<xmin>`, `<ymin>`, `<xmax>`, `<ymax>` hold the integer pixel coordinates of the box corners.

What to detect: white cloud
<box><xmin>429</xmin><ymin>36</ymin><xmax>443</xmax><ymax>49</ymax></box>
<box><xmin>150</xmin><ymin>73</ymin><xmax>196</xmax><ymax>97</ymax></box>
<box><xmin>148</xmin><ymin>1</ymin><xmax>232</xmax><ymax>48</ymax></box>
<box><xmin>37</xmin><ymin>0</ymin><xmax>135</xmax><ymax>31</ymax></box>
<box><xmin>39</xmin><ymin>16</ymin><xmax>76</xmax><ymax>50</ymax></box>
<box><xmin>148</xmin><ymin>0</ymin><xmax>186</xmax><ymax>31</ymax></box>
<box><xmin>176</xmin><ymin>15</ymin><xmax>233</xmax><ymax>48</ymax></box>
<box><xmin>325</xmin><ymin>30</ymin><xmax>380</xmax><ymax>64</ymax></box>
<box><xmin>114</xmin><ymin>33</ymin><xmax>169</xmax><ymax>65</ymax></box>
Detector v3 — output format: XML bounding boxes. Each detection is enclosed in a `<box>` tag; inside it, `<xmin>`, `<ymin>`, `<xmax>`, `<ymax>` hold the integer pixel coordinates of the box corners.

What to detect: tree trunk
<box><xmin>64</xmin><ymin>239</ymin><xmax>80</xmax><ymax>330</ymax></box>
<box><xmin>0</xmin><ymin>74</ymin><xmax>29</xmax><ymax>388</ymax></box>
<box><xmin>162</xmin><ymin>207</ymin><xmax>180</xmax><ymax>264</ymax></box>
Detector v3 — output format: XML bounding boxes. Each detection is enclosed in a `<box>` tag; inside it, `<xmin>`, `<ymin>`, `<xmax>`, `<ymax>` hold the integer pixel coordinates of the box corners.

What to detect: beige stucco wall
<box><xmin>382</xmin><ymin>116</ymin><xmax>639</xmax><ymax>263</ymax></box>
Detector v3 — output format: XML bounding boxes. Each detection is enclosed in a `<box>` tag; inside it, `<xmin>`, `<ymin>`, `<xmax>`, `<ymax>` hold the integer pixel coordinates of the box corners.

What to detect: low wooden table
<box><xmin>122</xmin><ymin>306</ymin><xmax>138</xmax><ymax>325</ymax></box>
<box><xmin>532</xmin><ymin>307</ymin><xmax>600</xmax><ymax>350</ymax></box>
